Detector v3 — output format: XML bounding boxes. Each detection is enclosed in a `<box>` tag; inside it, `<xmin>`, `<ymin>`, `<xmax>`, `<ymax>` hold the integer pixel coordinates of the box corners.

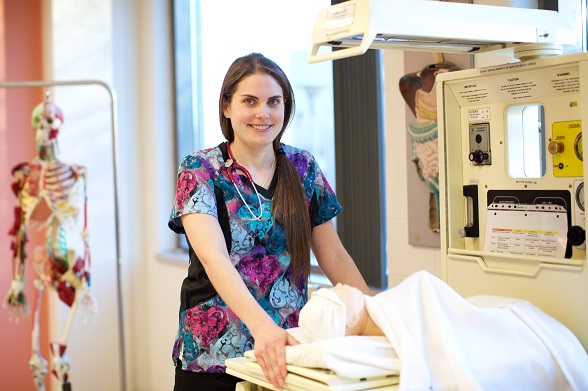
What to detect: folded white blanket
<box><xmin>285</xmin><ymin>333</ymin><xmax>400</xmax><ymax>378</ymax></box>
<box><xmin>286</xmin><ymin>271</ymin><xmax>588</xmax><ymax>390</ymax></box>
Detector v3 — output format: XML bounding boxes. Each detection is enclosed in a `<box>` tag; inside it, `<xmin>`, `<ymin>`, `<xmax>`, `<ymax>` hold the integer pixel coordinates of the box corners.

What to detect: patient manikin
<box><xmin>290</xmin><ymin>271</ymin><xmax>588</xmax><ymax>391</ymax></box>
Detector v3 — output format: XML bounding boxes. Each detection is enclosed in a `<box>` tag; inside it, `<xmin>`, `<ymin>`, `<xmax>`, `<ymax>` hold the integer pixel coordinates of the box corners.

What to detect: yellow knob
<box><xmin>548</xmin><ymin>141</ymin><xmax>565</xmax><ymax>155</ymax></box>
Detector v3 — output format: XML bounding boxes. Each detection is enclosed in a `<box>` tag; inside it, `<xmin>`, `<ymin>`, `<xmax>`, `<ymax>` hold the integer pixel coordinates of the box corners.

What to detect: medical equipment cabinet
<box><xmin>437</xmin><ymin>52</ymin><xmax>588</xmax><ymax>350</ymax></box>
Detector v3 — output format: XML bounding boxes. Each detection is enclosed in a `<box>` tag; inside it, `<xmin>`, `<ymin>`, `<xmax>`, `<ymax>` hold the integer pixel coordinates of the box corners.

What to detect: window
<box><xmin>506</xmin><ymin>104</ymin><xmax>546</xmax><ymax>178</ymax></box>
<box><xmin>173</xmin><ymin>0</ymin><xmax>335</xmax><ymax>180</ymax></box>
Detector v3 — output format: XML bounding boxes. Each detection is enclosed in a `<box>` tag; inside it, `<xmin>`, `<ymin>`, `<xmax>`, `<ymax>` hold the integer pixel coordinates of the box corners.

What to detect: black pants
<box><xmin>174</xmin><ymin>364</ymin><xmax>241</xmax><ymax>391</ymax></box>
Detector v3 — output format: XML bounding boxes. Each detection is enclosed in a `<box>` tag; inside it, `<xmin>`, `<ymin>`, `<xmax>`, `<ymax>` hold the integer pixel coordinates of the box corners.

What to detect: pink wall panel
<box><xmin>0</xmin><ymin>0</ymin><xmax>48</xmax><ymax>390</ymax></box>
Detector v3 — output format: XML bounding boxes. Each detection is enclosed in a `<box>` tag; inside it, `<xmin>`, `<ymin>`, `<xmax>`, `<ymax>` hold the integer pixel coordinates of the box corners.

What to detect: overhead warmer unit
<box><xmin>308</xmin><ymin>0</ymin><xmax>578</xmax><ymax>64</ymax></box>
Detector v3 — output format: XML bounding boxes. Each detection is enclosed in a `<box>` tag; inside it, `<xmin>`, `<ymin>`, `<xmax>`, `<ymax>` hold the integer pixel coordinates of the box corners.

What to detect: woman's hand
<box><xmin>251</xmin><ymin>322</ymin><xmax>299</xmax><ymax>389</ymax></box>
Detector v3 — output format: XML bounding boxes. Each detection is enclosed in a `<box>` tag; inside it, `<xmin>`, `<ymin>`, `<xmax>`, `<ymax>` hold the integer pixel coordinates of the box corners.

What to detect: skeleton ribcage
<box><xmin>19</xmin><ymin>160</ymin><xmax>85</xmax><ymax>270</ymax></box>
<box><xmin>18</xmin><ymin>161</ymin><xmax>81</xmax><ymax>222</ymax></box>
<box><xmin>43</xmin><ymin>161</ymin><xmax>82</xmax><ymax>222</ymax></box>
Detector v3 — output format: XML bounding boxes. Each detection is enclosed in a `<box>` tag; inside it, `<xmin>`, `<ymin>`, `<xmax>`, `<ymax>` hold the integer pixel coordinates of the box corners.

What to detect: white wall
<box><xmin>111</xmin><ymin>1</ymin><xmax>182</xmax><ymax>390</ymax></box>
<box><xmin>47</xmin><ymin>1</ymin><xmax>121</xmax><ymax>390</ymax></box>
<box><xmin>384</xmin><ymin>50</ymin><xmax>442</xmax><ymax>288</ymax></box>
<box><xmin>120</xmin><ymin>1</ymin><xmax>185</xmax><ymax>390</ymax></box>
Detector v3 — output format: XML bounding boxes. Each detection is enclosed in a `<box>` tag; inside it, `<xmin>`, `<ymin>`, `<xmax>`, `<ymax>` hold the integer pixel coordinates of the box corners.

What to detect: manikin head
<box><xmin>299</xmin><ymin>283</ymin><xmax>369</xmax><ymax>341</ymax></box>
<box><xmin>331</xmin><ymin>283</ymin><xmax>369</xmax><ymax>335</ymax></box>
<box><xmin>31</xmin><ymin>101</ymin><xmax>64</xmax><ymax>152</ymax></box>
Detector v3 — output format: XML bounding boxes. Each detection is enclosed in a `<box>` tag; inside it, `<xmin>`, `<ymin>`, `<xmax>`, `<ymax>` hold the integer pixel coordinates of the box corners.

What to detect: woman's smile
<box><xmin>250</xmin><ymin>124</ymin><xmax>272</xmax><ymax>130</ymax></box>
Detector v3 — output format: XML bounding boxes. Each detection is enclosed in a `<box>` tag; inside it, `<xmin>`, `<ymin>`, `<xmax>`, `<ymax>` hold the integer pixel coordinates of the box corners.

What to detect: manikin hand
<box><xmin>252</xmin><ymin>321</ymin><xmax>300</xmax><ymax>389</ymax></box>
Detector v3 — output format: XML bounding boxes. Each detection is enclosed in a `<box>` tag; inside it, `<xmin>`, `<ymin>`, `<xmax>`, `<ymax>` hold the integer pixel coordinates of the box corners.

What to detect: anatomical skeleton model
<box><xmin>4</xmin><ymin>96</ymin><xmax>97</xmax><ymax>391</ymax></box>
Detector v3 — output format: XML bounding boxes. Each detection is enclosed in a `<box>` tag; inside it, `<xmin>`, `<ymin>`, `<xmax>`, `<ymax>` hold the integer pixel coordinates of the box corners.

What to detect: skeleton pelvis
<box><xmin>32</xmin><ymin>246</ymin><xmax>84</xmax><ymax>307</ymax></box>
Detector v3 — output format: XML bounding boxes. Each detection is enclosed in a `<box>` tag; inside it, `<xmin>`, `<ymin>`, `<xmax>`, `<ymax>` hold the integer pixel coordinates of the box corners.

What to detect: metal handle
<box><xmin>463</xmin><ymin>185</ymin><xmax>479</xmax><ymax>237</ymax></box>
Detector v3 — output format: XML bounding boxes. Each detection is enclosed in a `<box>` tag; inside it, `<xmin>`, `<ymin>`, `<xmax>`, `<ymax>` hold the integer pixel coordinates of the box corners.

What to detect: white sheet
<box><xmin>362</xmin><ymin>271</ymin><xmax>588</xmax><ymax>391</ymax></box>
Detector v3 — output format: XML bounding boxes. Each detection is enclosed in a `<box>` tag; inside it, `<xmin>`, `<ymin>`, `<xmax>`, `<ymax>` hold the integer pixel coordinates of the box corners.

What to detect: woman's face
<box><xmin>223</xmin><ymin>72</ymin><xmax>285</xmax><ymax>150</ymax></box>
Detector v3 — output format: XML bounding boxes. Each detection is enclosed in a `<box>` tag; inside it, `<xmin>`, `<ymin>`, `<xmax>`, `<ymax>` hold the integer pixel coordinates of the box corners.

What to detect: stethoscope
<box><xmin>223</xmin><ymin>141</ymin><xmax>265</xmax><ymax>221</ymax></box>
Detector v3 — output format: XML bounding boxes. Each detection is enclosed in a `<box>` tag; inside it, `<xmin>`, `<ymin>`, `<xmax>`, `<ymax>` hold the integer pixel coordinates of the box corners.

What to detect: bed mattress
<box><xmin>226</xmin><ymin>350</ymin><xmax>399</xmax><ymax>391</ymax></box>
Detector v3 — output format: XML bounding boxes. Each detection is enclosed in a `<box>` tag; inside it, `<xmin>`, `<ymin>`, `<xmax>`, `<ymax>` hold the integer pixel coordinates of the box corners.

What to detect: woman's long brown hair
<box><xmin>219</xmin><ymin>53</ymin><xmax>311</xmax><ymax>284</ymax></box>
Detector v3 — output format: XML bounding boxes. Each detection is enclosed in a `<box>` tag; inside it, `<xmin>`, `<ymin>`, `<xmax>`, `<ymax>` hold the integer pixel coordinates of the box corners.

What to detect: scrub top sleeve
<box><xmin>310</xmin><ymin>156</ymin><xmax>343</xmax><ymax>226</ymax></box>
<box><xmin>168</xmin><ymin>154</ymin><xmax>218</xmax><ymax>234</ymax></box>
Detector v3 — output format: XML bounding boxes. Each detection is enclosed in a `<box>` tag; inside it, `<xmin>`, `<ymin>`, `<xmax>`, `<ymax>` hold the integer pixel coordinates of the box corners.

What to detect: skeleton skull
<box><xmin>31</xmin><ymin>101</ymin><xmax>64</xmax><ymax>151</ymax></box>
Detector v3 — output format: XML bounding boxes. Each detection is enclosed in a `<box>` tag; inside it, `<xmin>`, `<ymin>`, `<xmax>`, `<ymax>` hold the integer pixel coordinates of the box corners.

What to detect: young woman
<box><xmin>169</xmin><ymin>53</ymin><xmax>370</xmax><ymax>390</ymax></box>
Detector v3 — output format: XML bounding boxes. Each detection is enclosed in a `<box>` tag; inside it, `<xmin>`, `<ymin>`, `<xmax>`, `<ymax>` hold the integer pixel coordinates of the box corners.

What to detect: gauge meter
<box><xmin>576</xmin><ymin>181</ymin><xmax>585</xmax><ymax>212</ymax></box>
<box><xmin>574</xmin><ymin>133</ymin><xmax>583</xmax><ymax>161</ymax></box>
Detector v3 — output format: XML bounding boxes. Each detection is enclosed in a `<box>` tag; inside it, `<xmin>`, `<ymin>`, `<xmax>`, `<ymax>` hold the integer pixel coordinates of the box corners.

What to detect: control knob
<box><xmin>468</xmin><ymin>150</ymin><xmax>488</xmax><ymax>164</ymax></box>
<box><xmin>548</xmin><ymin>141</ymin><xmax>565</xmax><ymax>155</ymax></box>
<box><xmin>567</xmin><ymin>225</ymin><xmax>586</xmax><ymax>247</ymax></box>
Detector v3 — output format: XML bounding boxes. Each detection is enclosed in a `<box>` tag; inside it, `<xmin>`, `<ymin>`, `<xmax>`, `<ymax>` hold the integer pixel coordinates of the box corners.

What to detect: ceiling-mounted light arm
<box><xmin>308</xmin><ymin>0</ymin><xmax>577</xmax><ymax>64</ymax></box>
<box><xmin>308</xmin><ymin>1</ymin><xmax>377</xmax><ymax>63</ymax></box>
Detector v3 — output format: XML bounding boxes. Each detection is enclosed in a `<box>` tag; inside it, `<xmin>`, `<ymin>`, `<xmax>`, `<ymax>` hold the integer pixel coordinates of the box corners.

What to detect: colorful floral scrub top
<box><xmin>168</xmin><ymin>142</ymin><xmax>342</xmax><ymax>373</ymax></box>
